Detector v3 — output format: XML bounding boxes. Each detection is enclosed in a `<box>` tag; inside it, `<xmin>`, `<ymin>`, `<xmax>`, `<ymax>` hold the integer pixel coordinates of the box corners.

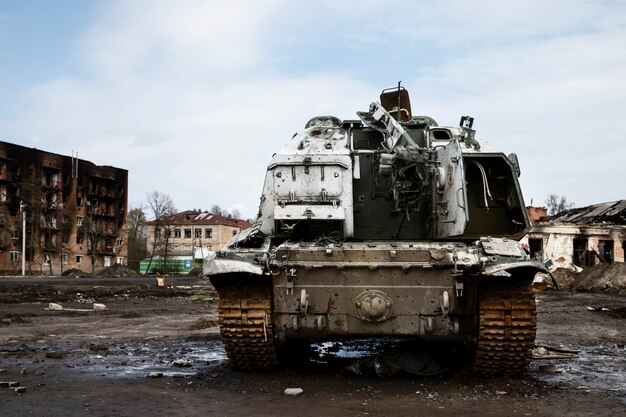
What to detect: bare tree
<box><xmin>210</xmin><ymin>204</ymin><xmax>226</xmax><ymax>216</ymax></box>
<box><xmin>545</xmin><ymin>194</ymin><xmax>574</xmax><ymax>216</ymax></box>
<box><xmin>230</xmin><ymin>208</ymin><xmax>242</xmax><ymax>220</ymax></box>
<box><xmin>144</xmin><ymin>191</ymin><xmax>176</xmax><ymax>274</ymax></box>
<box><xmin>127</xmin><ymin>206</ymin><xmax>147</xmax><ymax>272</ymax></box>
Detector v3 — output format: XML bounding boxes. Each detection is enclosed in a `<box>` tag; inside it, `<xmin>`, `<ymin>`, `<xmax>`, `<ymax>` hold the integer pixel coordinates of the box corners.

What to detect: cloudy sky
<box><xmin>1</xmin><ymin>0</ymin><xmax>625</xmax><ymax>219</ymax></box>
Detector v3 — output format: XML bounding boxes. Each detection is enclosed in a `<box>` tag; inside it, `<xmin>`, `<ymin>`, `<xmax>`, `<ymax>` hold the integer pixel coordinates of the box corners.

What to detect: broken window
<box><xmin>77</xmin><ymin>235</ymin><xmax>84</xmax><ymax>245</ymax></box>
<box><xmin>195</xmin><ymin>229</ymin><xmax>202</xmax><ymax>238</ymax></box>
<box><xmin>11</xmin><ymin>230</ymin><xmax>18</xmax><ymax>240</ymax></box>
<box><xmin>184</xmin><ymin>228</ymin><xmax>191</xmax><ymax>239</ymax></box>
<box><xmin>598</xmin><ymin>240</ymin><xmax>614</xmax><ymax>264</ymax></box>
<box><xmin>10</xmin><ymin>252</ymin><xmax>19</xmax><ymax>262</ymax></box>
<box><xmin>573</xmin><ymin>238</ymin><xmax>588</xmax><ymax>267</ymax></box>
<box><xmin>205</xmin><ymin>228</ymin><xmax>212</xmax><ymax>239</ymax></box>
<box><xmin>528</xmin><ymin>238</ymin><xmax>543</xmax><ymax>260</ymax></box>
<box><xmin>44</xmin><ymin>254</ymin><xmax>51</xmax><ymax>265</ymax></box>
<box><xmin>62</xmin><ymin>254</ymin><xmax>68</xmax><ymax>264</ymax></box>
<box><xmin>174</xmin><ymin>228</ymin><xmax>181</xmax><ymax>238</ymax></box>
<box><xmin>232</xmin><ymin>230</ymin><xmax>238</xmax><ymax>236</ymax></box>
<box><xmin>76</xmin><ymin>216</ymin><xmax>83</xmax><ymax>226</ymax></box>
<box><xmin>76</xmin><ymin>255</ymin><xmax>82</xmax><ymax>263</ymax></box>
<box><xmin>117</xmin><ymin>239</ymin><xmax>123</xmax><ymax>246</ymax></box>
<box><xmin>155</xmin><ymin>228</ymin><xmax>161</xmax><ymax>238</ymax></box>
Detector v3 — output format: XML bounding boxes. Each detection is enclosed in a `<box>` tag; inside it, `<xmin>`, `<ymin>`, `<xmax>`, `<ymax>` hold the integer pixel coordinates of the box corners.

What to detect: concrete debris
<box><xmin>20</xmin><ymin>368</ymin><xmax>27</xmax><ymax>375</ymax></box>
<box><xmin>12</xmin><ymin>386</ymin><xmax>26</xmax><ymax>393</ymax></box>
<box><xmin>0</xmin><ymin>369</ymin><xmax>6</xmax><ymax>374</ymax></box>
<box><xmin>35</xmin><ymin>369</ymin><xmax>45</xmax><ymax>376</ymax></box>
<box><xmin>532</xmin><ymin>345</ymin><xmax>578</xmax><ymax>360</ymax></box>
<box><xmin>586</xmin><ymin>306</ymin><xmax>609</xmax><ymax>311</ymax></box>
<box><xmin>283</xmin><ymin>388</ymin><xmax>304</xmax><ymax>397</ymax></box>
<box><xmin>46</xmin><ymin>302</ymin><xmax>106</xmax><ymax>312</ymax></box>
<box><xmin>172</xmin><ymin>359</ymin><xmax>192</xmax><ymax>367</ymax></box>
<box><xmin>148</xmin><ymin>372</ymin><xmax>163</xmax><ymax>378</ymax></box>
<box><xmin>0</xmin><ymin>381</ymin><xmax>19</xmax><ymax>387</ymax></box>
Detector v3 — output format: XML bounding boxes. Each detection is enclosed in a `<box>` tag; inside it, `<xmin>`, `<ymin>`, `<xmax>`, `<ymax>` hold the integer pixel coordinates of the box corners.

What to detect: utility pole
<box><xmin>20</xmin><ymin>201</ymin><xmax>26</xmax><ymax>276</ymax></box>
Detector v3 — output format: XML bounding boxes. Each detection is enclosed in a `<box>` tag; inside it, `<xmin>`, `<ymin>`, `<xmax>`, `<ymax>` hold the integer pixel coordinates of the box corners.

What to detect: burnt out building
<box><xmin>0</xmin><ymin>141</ymin><xmax>128</xmax><ymax>275</ymax></box>
<box><xmin>522</xmin><ymin>201</ymin><xmax>626</xmax><ymax>268</ymax></box>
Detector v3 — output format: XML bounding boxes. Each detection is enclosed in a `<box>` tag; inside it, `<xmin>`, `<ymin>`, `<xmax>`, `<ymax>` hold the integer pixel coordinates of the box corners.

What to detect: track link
<box><xmin>217</xmin><ymin>281</ymin><xmax>278</xmax><ymax>370</ymax></box>
<box><xmin>474</xmin><ymin>280</ymin><xmax>536</xmax><ymax>375</ymax></box>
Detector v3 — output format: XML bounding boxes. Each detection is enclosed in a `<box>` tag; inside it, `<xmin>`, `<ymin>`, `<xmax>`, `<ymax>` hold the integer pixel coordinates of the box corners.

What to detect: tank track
<box><xmin>474</xmin><ymin>280</ymin><xmax>537</xmax><ymax>375</ymax></box>
<box><xmin>217</xmin><ymin>281</ymin><xmax>278</xmax><ymax>370</ymax></box>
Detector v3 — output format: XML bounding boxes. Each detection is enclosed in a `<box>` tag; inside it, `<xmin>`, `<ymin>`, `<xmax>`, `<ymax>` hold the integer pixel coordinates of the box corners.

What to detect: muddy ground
<box><xmin>0</xmin><ymin>276</ymin><xmax>625</xmax><ymax>416</ymax></box>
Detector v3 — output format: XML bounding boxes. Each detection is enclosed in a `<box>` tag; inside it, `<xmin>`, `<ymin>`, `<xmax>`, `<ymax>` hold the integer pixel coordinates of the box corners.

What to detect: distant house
<box><xmin>142</xmin><ymin>210</ymin><xmax>252</xmax><ymax>274</ymax></box>
<box><xmin>522</xmin><ymin>201</ymin><xmax>626</xmax><ymax>269</ymax></box>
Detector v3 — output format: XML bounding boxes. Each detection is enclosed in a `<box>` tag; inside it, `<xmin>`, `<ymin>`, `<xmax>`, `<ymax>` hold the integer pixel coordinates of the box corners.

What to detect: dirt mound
<box><xmin>96</xmin><ymin>263</ymin><xmax>140</xmax><ymax>278</ymax></box>
<box><xmin>61</xmin><ymin>268</ymin><xmax>87</xmax><ymax>278</ymax></box>
<box><xmin>553</xmin><ymin>263</ymin><xmax>626</xmax><ymax>295</ymax></box>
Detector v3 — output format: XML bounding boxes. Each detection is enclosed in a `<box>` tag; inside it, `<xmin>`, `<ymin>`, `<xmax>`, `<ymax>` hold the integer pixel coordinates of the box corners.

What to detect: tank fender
<box><xmin>202</xmin><ymin>253</ymin><xmax>264</xmax><ymax>277</ymax></box>
<box><xmin>482</xmin><ymin>260</ymin><xmax>548</xmax><ymax>277</ymax></box>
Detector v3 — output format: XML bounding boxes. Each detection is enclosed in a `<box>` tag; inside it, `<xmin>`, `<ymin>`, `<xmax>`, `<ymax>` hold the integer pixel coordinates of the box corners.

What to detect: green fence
<box><xmin>139</xmin><ymin>258</ymin><xmax>197</xmax><ymax>275</ymax></box>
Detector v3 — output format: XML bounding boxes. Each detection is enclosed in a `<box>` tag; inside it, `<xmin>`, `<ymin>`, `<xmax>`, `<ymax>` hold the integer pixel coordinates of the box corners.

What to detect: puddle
<box><xmin>532</xmin><ymin>340</ymin><xmax>626</xmax><ymax>393</ymax></box>
<box><xmin>309</xmin><ymin>338</ymin><xmax>465</xmax><ymax>376</ymax></box>
<box><xmin>72</xmin><ymin>338</ymin><xmax>227</xmax><ymax>379</ymax></box>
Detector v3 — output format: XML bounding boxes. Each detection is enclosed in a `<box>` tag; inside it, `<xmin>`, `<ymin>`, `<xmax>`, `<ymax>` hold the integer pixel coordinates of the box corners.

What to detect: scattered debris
<box><xmin>48</xmin><ymin>303</ymin><xmax>63</xmax><ymax>311</ymax></box>
<box><xmin>45</xmin><ymin>302</ymin><xmax>108</xmax><ymax>312</ymax></box>
<box><xmin>533</xmin><ymin>345</ymin><xmax>578</xmax><ymax>360</ymax></box>
<box><xmin>148</xmin><ymin>372</ymin><xmax>163</xmax><ymax>378</ymax></box>
<box><xmin>586</xmin><ymin>306</ymin><xmax>610</xmax><ymax>312</ymax></box>
<box><xmin>93</xmin><ymin>303</ymin><xmax>107</xmax><ymax>311</ymax></box>
<box><xmin>172</xmin><ymin>359</ymin><xmax>192</xmax><ymax>367</ymax></box>
<box><xmin>0</xmin><ymin>381</ymin><xmax>20</xmax><ymax>387</ymax></box>
<box><xmin>35</xmin><ymin>369</ymin><xmax>45</xmax><ymax>376</ymax></box>
<box><xmin>283</xmin><ymin>388</ymin><xmax>303</xmax><ymax>397</ymax></box>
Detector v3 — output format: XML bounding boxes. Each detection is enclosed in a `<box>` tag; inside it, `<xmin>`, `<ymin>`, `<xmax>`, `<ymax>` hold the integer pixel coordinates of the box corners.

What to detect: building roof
<box><xmin>147</xmin><ymin>210</ymin><xmax>253</xmax><ymax>229</ymax></box>
<box><xmin>549</xmin><ymin>200</ymin><xmax>626</xmax><ymax>225</ymax></box>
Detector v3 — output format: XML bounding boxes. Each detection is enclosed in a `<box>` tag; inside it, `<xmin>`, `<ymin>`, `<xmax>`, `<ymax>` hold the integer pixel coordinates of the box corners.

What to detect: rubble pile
<box><xmin>553</xmin><ymin>263</ymin><xmax>626</xmax><ymax>295</ymax></box>
<box><xmin>96</xmin><ymin>264</ymin><xmax>140</xmax><ymax>278</ymax></box>
<box><xmin>61</xmin><ymin>268</ymin><xmax>86</xmax><ymax>278</ymax></box>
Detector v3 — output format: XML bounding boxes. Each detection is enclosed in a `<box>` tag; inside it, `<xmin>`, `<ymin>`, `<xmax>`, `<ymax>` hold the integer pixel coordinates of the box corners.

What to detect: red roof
<box><xmin>147</xmin><ymin>210</ymin><xmax>252</xmax><ymax>229</ymax></box>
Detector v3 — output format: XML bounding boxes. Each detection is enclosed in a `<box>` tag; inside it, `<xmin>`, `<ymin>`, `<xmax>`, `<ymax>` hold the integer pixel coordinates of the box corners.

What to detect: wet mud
<box><xmin>1</xmin><ymin>277</ymin><xmax>625</xmax><ymax>416</ymax></box>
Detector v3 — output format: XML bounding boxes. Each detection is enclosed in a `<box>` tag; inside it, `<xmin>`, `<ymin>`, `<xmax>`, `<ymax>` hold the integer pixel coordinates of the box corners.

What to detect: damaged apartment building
<box><xmin>0</xmin><ymin>141</ymin><xmax>128</xmax><ymax>275</ymax></box>
<box><xmin>523</xmin><ymin>201</ymin><xmax>626</xmax><ymax>269</ymax></box>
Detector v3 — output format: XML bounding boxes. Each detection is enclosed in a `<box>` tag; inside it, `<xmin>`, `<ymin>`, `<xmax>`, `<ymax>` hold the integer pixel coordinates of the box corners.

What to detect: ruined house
<box><xmin>0</xmin><ymin>141</ymin><xmax>128</xmax><ymax>275</ymax></box>
<box><xmin>142</xmin><ymin>210</ymin><xmax>251</xmax><ymax>274</ymax></box>
<box><xmin>522</xmin><ymin>201</ymin><xmax>626</xmax><ymax>268</ymax></box>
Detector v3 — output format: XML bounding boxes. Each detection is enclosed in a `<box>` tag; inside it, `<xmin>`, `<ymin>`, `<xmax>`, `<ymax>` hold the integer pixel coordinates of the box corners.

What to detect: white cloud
<box><xmin>2</xmin><ymin>0</ymin><xmax>626</xmax><ymax>218</ymax></box>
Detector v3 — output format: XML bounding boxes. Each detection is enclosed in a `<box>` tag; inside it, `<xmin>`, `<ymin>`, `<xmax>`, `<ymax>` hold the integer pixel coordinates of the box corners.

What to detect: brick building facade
<box><xmin>0</xmin><ymin>141</ymin><xmax>128</xmax><ymax>275</ymax></box>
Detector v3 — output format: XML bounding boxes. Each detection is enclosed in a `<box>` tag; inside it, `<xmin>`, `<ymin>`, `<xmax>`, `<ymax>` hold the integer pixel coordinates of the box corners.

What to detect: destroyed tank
<box><xmin>203</xmin><ymin>86</ymin><xmax>547</xmax><ymax>375</ymax></box>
